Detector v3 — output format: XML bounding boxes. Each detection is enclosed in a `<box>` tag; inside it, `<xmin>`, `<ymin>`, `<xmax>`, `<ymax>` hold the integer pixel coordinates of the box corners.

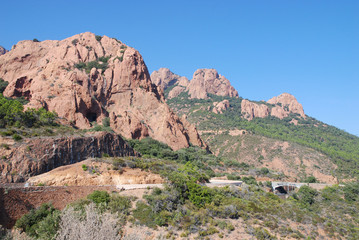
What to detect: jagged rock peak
<box><xmin>0</xmin><ymin>46</ymin><xmax>8</xmax><ymax>55</ymax></box>
<box><xmin>151</xmin><ymin>68</ymin><xmax>189</xmax><ymax>90</ymax></box>
<box><xmin>267</xmin><ymin>93</ymin><xmax>305</xmax><ymax>118</ymax></box>
<box><xmin>240</xmin><ymin>93</ymin><xmax>305</xmax><ymax>121</ymax></box>
<box><xmin>187</xmin><ymin>69</ymin><xmax>239</xmax><ymax>99</ymax></box>
<box><xmin>0</xmin><ymin>32</ymin><xmax>206</xmax><ymax>150</ymax></box>
<box><xmin>151</xmin><ymin>68</ymin><xmax>238</xmax><ymax>99</ymax></box>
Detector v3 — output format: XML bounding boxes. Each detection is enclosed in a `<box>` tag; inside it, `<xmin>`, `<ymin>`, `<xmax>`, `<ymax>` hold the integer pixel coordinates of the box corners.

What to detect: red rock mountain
<box><xmin>0</xmin><ymin>33</ymin><xmax>205</xmax><ymax>150</ymax></box>
<box><xmin>241</xmin><ymin>93</ymin><xmax>305</xmax><ymax>120</ymax></box>
<box><xmin>0</xmin><ymin>46</ymin><xmax>7</xmax><ymax>55</ymax></box>
<box><xmin>151</xmin><ymin>68</ymin><xmax>238</xmax><ymax>99</ymax></box>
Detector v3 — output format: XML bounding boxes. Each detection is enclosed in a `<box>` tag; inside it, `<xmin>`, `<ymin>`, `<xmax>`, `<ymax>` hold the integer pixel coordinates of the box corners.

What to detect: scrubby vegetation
<box><xmin>168</xmin><ymin>93</ymin><xmax>359</xmax><ymax>179</ymax></box>
<box><xmin>0</xmin><ymin>93</ymin><xmax>79</xmax><ymax>139</ymax></box>
<box><xmin>3</xmin><ymin>137</ymin><xmax>359</xmax><ymax>239</ymax></box>
<box><xmin>0</xmin><ymin>94</ymin><xmax>57</xmax><ymax>129</ymax></box>
<box><xmin>74</xmin><ymin>56</ymin><xmax>110</xmax><ymax>74</ymax></box>
<box><xmin>10</xmin><ymin>193</ymin><xmax>134</xmax><ymax>240</ymax></box>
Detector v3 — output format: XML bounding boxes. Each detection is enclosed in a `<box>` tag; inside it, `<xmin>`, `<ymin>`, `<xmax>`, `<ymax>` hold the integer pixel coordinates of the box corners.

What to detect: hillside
<box><xmin>152</xmin><ymin>68</ymin><xmax>359</xmax><ymax>182</ymax></box>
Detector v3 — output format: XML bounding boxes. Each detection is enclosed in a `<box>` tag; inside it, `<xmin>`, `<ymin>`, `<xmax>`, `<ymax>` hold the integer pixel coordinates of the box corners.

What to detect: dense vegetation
<box><xmin>0</xmin><ymin>94</ymin><xmax>57</xmax><ymax>129</ymax></box>
<box><xmin>168</xmin><ymin>93</ymin><xmax>359</xmax><ymax>179</ymax></box>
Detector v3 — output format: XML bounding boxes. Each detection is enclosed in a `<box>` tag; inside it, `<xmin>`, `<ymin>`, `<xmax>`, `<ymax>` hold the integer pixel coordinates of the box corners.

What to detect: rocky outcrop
<box><xmin>241</xmin><ymin>100</ymin><xmax>270</xmax><ymax>120</ymax></box>
<box><xmin>267</xmin><ymin>93</ymin><xmax>305</xmax><ymax>119</ymax></box>
<box><xmin>0</xmin><ymin>132</ymin><xmax>135</xmax><ymax>183</ymax></box>
<box><xmin>0</xmin><ymin>32</ymin><xmax>205</xmax><ymax>150</ymax></box>
<box><xmin>241</xmin><ymin>93</ymin><xmax>305</xmax><ymax>120</ymax></box>
<box><xmin>151</xmin><ymin>68</ymin><xmax>189</xmax><ymax>90</ymax></box>
<box><xmin>212</xmin><ymin>100</ymin><xmax>230</xmax><ymax>114</ymax></box>
<box><xmin>0</xmin><ymin>46</ymin><xmax>7</xmax><ymax>55</ymax></box>
<box><xmin>151</xmin><ymin>68</ymin><xmax>238</xmax><ymax>100</ymax></box>
<box><xmin>151</xmin><ymin>68</ymin><xmax>189</xmax><ymax>99</ymax></box>
<box><xmin>187</xmin><ymin>69</ymin><xmax>238</xmax><ymax>99</ymax></box>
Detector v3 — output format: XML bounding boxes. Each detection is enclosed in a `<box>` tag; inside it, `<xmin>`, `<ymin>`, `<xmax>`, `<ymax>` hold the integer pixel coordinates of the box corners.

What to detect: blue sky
<box><xmin>1</xmin><ymin>0</ymin><xmax>358</xmax><ymax>136</ymax></box>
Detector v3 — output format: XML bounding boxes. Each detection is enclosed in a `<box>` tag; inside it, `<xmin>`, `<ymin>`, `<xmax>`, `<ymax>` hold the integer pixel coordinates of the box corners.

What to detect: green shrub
<box><xmin>102</xmin><ymin>117</ymin><xmax>110</xmax><ymax>127</ymax></box>
<box><xmin>304</xmin><ymin>176</ymin><xmax>318</xmax><ymax>183</ymax></box>
<box><xmin>343</xmin><ymin>181</ymin><xmax>359</xmax><ymax>202</ymax></box>
<box><xmin>0</xmin><ymin>79</ymin><xmax>8</xmax><ymax>93</ymax></box>
<box><xmin>95</xmin><ymin>35</ymin><xmax>102</xmax><ymax>42</ymax></box>
<box><xmin>296</xmin><ymin>185</ymin><xmax>318</xmax><ymax>207</ymax></box>
<box><xmin>33</xmin><ymin>38</ymin><xmax>40</xmax><ymax>42</ymax></box>
<box><xmin>72</xmin><ymin>39</ymin><xmax>79</xmax><ymax>45</ymax></box>
<box><xmin>15</xmin><ymin>203</ymin><xmax>60</xmax><ymax>239</ymax></box>
<box><xmin>82</xmin><ymin>164</ymin><xmax>88</xmax><ymax>171</ymax></box>
<box><xmin>133</xmin><ymin>201</ymin><xmax>157</xmax><ymax>228</ymax></box>
<box><xmin>12</xmin><ymin>133</ymin><xmax>22</xmax><ymax>141</ymax></box>
<box><xmin>87</xmin><ymin>190</ymin><xmax>110</xmax><ymax>205</ymax></box>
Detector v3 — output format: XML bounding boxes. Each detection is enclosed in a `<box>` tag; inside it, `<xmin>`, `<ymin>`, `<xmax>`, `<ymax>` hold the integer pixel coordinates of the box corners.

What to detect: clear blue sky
<box><xmin>1</xmin><ymin>0</ymin><xmax>358</xmax><ymax>136</ymax></box>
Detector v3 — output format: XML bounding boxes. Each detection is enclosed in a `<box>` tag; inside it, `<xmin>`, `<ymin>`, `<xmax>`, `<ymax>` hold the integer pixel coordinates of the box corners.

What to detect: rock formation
<box><xmin>152</xmin><ymin>68</ymin><xmax>238</xmax><ymax>100</ymax></box>
<box><xmin>212</xmin><ymin>100</ymin><xmax>230</xmax><ymax>114</ymax></box>
<box><xmin>0</xmin><ymin>132</ymin><xmax>135</xmax><ymax>183</ymax></box>
<box><xmin>267</xmin><ymin>93</ymin><xmax>305</xmax><ymax>119</ymax></box>
<box><xmin>151</xmin><ymin>68</ymin><xmax>189</xmax><ymax>99</ymax></box>
<box><xmin>0</xmin><ymin>33</ymin><xmax>205</xmax><ymax>150</ymax></box>
<box><xmin>241</xmin><ymin>93</ymin><xmax>305</xmax><ymax>120</ymax></box>
<box><xmin>187</xmin><ymin>69</ymin><xmax>238</xmax><ymax>99</ymax></box>
<box><xmin>241</xmin><ymin>100</ymin><xmax>270</xmax><ymax>120</ymax></box>
<box><xmin>0</xmin><ymin>46</ymin><xmax>7</xmax><ymax>55</ymax></box>
<box><xmin>151</xmin><ymin>68</ymin><xmax>189</xmax><ymax>90</ymax></box>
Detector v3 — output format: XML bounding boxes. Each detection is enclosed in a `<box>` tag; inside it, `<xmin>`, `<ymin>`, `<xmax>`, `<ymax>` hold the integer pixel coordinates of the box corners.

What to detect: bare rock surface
<box><xmin>241</xmin><ymin>99</ymin><xmax>270</xmax><ymax>120</ymax></box>
<box><xmin>151</xmin><ymin>68</ymin><xmax>238</xmax><ymax>99</ymax></box>
<box><xmin>150</xmin><ymin>67</ymin><xmax>189</xmax><ymax>90</ymax></box>
<box><xmin>187</xmin><ymin>69</ymin><xmax>238</xmax><ymax>99</ymax></box>
<box><xmin>241</xmin><ymin>93</ymin><xmax>305</xmax><ymax>120</ymax></box>
<box><xmin>0</xmin><ymin>132</ymin><xmax>135</xmax><ymax>183</ymax></box>
<box><xmin>212</xmin><ymin>100</ymin><xmax>230</xmax><ymax>114</ymax></box>
<box><xmin>0</xmin><ymin>33</ymin><xmax>204</xmax><ymax>150</ymax></box>
<box><xmin>267</xmin><ymin>93</ymin><xmax>305</xmax><ymax>119</ymax></box>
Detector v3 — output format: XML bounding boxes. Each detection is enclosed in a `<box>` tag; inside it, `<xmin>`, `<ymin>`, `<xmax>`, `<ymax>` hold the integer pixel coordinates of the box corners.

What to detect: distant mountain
<box><xmin>152</xmin><ymin>68</ymin><xmax>359</xmax><ymax>182</ymax></box>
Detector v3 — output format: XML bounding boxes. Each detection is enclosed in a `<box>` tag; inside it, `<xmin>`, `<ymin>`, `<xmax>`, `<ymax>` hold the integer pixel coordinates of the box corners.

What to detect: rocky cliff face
<box><xmin>187</xmin><ymin>69</ymin><xmax>238</xmax><ymax>99</ymax></box>
<box><xmin>267</xmin><ymin>93</ymin><xmax>305</xmax><ymax>119</ymax></box>
<box><xmin>241</xmin><ymin>93</ymin><xmax>305</xmax><ymax>120</ymax></box>
<box><xmin>0</xmin><ymin>46</ymin><xmax>7</xmax><ymax>55</ymax></box>
<box><xmin>241</xmin><ymin>99</ymin><xmax>270</xmax><ymax>120</ymax></box>
<box><xmin>0</xmin><ymin>33</ymin><xmax>205</xmax><ymax>150</ymax></box>
<box><xmin>152</xmin><ymin>68</ymin><xmax>238</xmax><ymax>99</ymax></box>
<box><xmin>0</xmin><ymin>132</ymin><xmax>135</xmax><ymax>183</ymax></box>
<box><xmin>151</xmin><ymin>68</ymin><xmax>189</xmax><ymax>90</ymax></box>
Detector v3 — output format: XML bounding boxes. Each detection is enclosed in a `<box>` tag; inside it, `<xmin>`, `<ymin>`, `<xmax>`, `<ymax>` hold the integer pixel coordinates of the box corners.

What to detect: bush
<box><xmin>87</xmin><ymin>190</ymin><xmax>110</xmax><ymax>205</ymax></box>
<box><xmin>304</xmin><ymin>176</ymin><xmax>318</xmax><ymax>183</ymax></box>
<box><xmin>82</xmin><ymin>164</ymin><xmax>88</xmax><ymax>171</ymax></box>
<box><xmin>133</xmin><ymin>201</ymin><xmax>157</xmax><ymax>228</ymax></box>
<box><xmin>0</xmin><ymin>79</ymin><xmax>8</xmax><ymax>93</ymax></box>
<box><xmin>343</xmin><ymin>182</ymin><xmax>359</xmax><ymax>202</ymax></box>
<box><xmin>95</xmin><ymin>35</ymin><xmax>102</xmax><ymax>42</ymax></box>
<box><xmin>15</xmin><ymin>203</ymin><xmax>60</xmax><ymax>239</ymax></box>
<box><xmin>296</xmin><ymin>185</ymin><xmax>318</xmax><ymax>207</ymax></box>
<box><xmin>12</xmin><ymin>133</ymin><xmax>22</xmax><ymax>141</ymax></box>
<box><xmin>33</xmin><ymin>38</ymin><xmax>40</xmax><ymax>42</ymax></box>
<box><xmin>102</xmin><ymin>117</ymin><xmax>110</xmax><ymax>127</ymax></box>
<box><xmin>72</xmin><ymin>39</ymin><xmax>79</xmax><ymax>45</ymax></box>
